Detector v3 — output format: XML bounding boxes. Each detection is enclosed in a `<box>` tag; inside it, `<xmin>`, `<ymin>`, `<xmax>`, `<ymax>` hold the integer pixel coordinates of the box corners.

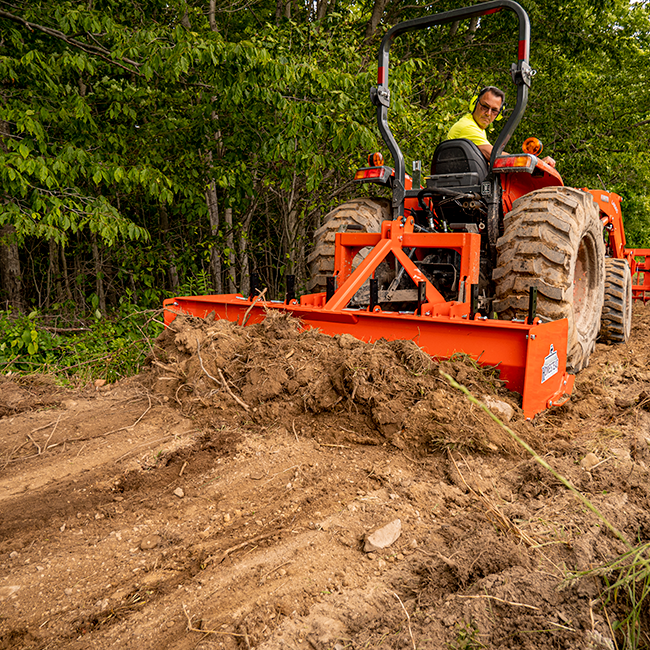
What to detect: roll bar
<box><xmin>370</xmin><ymin>0</ymin><xmax>532</xmax><ymax>216</ymax></box>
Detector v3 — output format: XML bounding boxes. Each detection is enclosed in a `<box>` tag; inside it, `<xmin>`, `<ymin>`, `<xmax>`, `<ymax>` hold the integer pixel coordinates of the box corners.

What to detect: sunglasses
<box><xmin>477</xmin><ymin>99</ymin><xmax>501</xmax><ymax>116</ymax></box>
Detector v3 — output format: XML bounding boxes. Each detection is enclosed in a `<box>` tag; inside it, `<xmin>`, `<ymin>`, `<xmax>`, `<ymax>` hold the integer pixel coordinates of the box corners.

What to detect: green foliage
<box><xmin>572</xmin><ymin>542</ymin><xmax>650</xmax><ymax>650</ymax></box>
<box><xmin>0</xmin><ymin>310</ymin><xmax>66</xmax><ymax>370</ymax></box>
<box><xmin>0</xmin><ymin>305</ymin><xmax>162</xmax><ymax>384</ymax></box>
<box><xmin>1</xmin><ymin>0</ymin><xmax>650</xmax><ymax>309</ymax></box>
<box><xmin>448</xmin><ymin>621</ymin><xmax>485</xmax><ymax>650</ymax></box>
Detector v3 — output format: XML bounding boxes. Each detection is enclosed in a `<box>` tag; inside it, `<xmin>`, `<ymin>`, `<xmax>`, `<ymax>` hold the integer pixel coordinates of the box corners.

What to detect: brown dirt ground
<box><xmin>2</xmin><ymin>305</ymin><xmax>650</xmax><ymax>650</ymax></box>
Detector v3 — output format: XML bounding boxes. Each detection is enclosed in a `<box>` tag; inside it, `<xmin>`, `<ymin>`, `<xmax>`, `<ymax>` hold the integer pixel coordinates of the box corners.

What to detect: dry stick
<box><xmin>217</xmin><ymin>368</ymin><xmax>250</xmax><ymax>412</ymax></box>
<box><xmin>182</xmin><ymin>604</ymin><xmax>246</xmax><ymax>638</ymax></box>
<box><xmin>391</xmin><ymin>592</ymin><xmax>416</xmax><ymax>650</ymax></box>
<box><xmin>31</xmin><ymin>419</ymin><xmax>64</xmax><ymax>434</ymax></box>
<box><xmin>262</xmin><ymin>465</ymin><xmax>299</xmax><ymax>487</ymax></box>
<box><xmin>212</xmin><ymin>530</ymin><xmax>286</xmax><ymax>565</ymax></box>
<box><xmin>101</xmin><ymin>395</ymin><xmax>153</xmax><ymax>436</ymax></box>
<box><xmin>2</xmin><ymin>441</ymin><xmax>29</xmax><ymax>469</ymax></box>
<box><xmin>441</xmin><ymin>371</ymin><xmax>632</xmax><ymax>551</ymax></box>
<box><xmin>448</xmin><ymin>449</ymin><xmax>537</xmax><ymax>547</ymax></box>
<box><xmin>115</xmin><ymin>435</ymin><xmax>176</xmax><ymax>463</ymax></box>
<box><xmin>260</xmin><ymin>560</ymin><xmax>293</xmax><ymax>582</ymax></box>
<box><xmin>241</xmin><ymin>288</ymin><xmax>267</xmax><ymax>327</ymax></box>
<box><xmin>27</xmin><ymin>434</ymin><xmax>41</xmax><ymax>454</ymax></box>
<box><xmin>43</xmin><ymin>414</ymin><xmax>63</xmax><ymax>452</ymax></box>
<box><xmin>194</xmin><ymin>336</ymin><xmax>250</xmax><ymax>411</ymax></box>
<box><xmin>454</xmin><ymin>594</ymin><xmax>540</xmax><ymax>611</ymax></box>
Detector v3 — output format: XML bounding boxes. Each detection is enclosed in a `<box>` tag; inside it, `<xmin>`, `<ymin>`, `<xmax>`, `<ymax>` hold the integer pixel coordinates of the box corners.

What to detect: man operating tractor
<box><xmin>447</xmin><ymin>85</ymin><xmax>556</xmax><ymax>167</ymax></box>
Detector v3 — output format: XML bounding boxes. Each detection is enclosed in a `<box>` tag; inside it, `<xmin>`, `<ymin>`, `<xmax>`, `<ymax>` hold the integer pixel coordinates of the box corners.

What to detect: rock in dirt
<box><xmin>364</xmin><ymin>519</ymin><xmax>402</xmax><ymax>553</ymax></box>
<box><xmin>483</xmin><ymin>395</ymin><xmax>515</xmax><ymax>422</ymax></box>
<box><xmin>0</xmin><ymin>585</ymin><xmax>20</xmax><ymax>600</ymax></box>
<box><xmin>174</xmin><ymin>487</ymin><xmax>185</xmax><ymax>498</ymax></box>
<box><xmin>580</xmin><ymin>452</ymin><xmax>601</xmax><ymax>471</ymax></box>
<box><xmin>140</xmin><ymin>535</ymin><xmax>162</xmax><ymax>550</ymax></box>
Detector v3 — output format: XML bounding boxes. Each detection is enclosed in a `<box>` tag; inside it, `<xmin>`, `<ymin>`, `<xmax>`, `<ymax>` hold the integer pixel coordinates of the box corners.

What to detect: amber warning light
<box><xmin>367</xmin><ymin>152</ymin><xmax>384</xmax><ymax>166</ymax></box>
<box><xmin>522</xmin><ymin>137</ymin><xmax>543</xmax><ymax>156</ymax></box>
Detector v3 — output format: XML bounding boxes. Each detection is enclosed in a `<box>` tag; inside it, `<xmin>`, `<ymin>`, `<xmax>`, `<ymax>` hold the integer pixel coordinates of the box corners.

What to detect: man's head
<box><xmin>472</xmin><ymin>86</ymin><xmax>505</xmax><ymax>129</ymax></box>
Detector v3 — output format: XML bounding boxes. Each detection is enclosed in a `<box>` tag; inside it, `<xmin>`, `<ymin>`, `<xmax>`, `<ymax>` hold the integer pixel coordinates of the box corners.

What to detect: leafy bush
<box><xmin>0</xmin><ymin>303</ymin><xmax>163</xmax><ymax>384</ymax></box>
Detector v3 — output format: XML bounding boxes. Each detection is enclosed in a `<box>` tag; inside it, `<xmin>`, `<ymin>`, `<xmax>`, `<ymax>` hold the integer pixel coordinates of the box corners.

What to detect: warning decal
<box><xmin>541</xmin><ymin>344</ymin><xmax>559</xmax><ymax>384</ymax></box>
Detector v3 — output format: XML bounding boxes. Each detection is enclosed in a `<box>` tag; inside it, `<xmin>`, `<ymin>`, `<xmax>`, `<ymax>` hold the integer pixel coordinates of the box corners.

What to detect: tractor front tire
<box><xmin>307</xmin><ymin>198</ymin><xmax>391</xmax><ymax>293</ymax></box>
<box><xmin>599</xmin><ymin>257</ymin><xmax>632</xmax><ymax>344</ymax></box>
<box><xmin>493</xmin><ymin>187</ymin><xmax>605</xmax><ymax>373</ymax></box>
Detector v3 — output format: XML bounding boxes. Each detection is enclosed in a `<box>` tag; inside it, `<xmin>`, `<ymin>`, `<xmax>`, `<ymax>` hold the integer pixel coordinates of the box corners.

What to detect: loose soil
<box><xmin>3</xmin><ymin>305</ymin><xmax>650</xmax><ymax>649</ymax></box>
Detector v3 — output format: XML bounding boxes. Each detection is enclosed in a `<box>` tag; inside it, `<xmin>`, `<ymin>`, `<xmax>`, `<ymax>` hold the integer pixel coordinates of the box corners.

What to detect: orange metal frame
<box><xmin>164</xmin><ymin>216</ymin><xmax>575</xmax><ymax>419</ymax></box>
<box><xmin>585</xmin><ymin>188</ymin><xmax>650</xmax><ymax>301</ymax></box>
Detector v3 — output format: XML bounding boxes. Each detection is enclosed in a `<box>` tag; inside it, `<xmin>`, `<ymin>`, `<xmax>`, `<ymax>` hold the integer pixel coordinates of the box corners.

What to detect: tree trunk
<box><xmin>365</xmin><ymin>0</ymin><xmax>391</xmax><ymax>40</ymax></box>
<box><xmin>209</xmin><ymin>0</ymin><xmax>217</xmax><ymax>31</ymax></box>
<box><xmin>90</xmin><ymin>232</ymin><xmax>106</xmax><ymax>314</ymax></box>
<box><xmin>205</xmin><ymin>180</ymin><xmax>222</xmax><ymax>293</ymax></box>
<box><xmin>60</xmin><ymin>245</ymin><xmax>73</xmax><ymax>303</ymax></box>
<box><xmin>224</xmin><ymin>207</ymin><xmax>236</xmax><ymax>292</ymax></box>
<box><xmin>0</xmin><ymin>225</ymin><xmax>24</xmax><ymax>312</ymax></box>
<box><xmin>160</xmin><ymin>204</ymin><xmax>180</xmax><ymax>290</ymax></box>
<box><xmin>47</xmin><ymin>239</ymin><xmax>62</xmax><ymax>307</ymax></box>
<box><xmin>239</xmin><ymin>203</ymin><xmax>256</xmax><ymax>296</ymax></box>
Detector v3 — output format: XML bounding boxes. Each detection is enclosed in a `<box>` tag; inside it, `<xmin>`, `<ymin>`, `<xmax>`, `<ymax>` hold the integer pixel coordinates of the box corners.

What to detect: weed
<box><xmin>571</xmin><ymin>542</ymin><xmax>650</xmax><ymax>650</ymax></box>
<box><xmin>448</xmin><ymin>621</ymin><xmax>485</xmax><ymax>650</ymax></box>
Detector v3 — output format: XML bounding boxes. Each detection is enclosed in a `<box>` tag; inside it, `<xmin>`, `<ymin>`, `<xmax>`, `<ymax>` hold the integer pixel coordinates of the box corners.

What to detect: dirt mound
<box><xmin>145</xmin><ymin>310</ymin><xmax>528</xmax><ymax>455</ymax></box>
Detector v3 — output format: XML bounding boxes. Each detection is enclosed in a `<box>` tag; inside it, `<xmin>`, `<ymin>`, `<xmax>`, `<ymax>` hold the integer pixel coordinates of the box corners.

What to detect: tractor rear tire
<box><xmin>599</xmin><ymin>257</ymin><xmax>632</xmax><ymax>343</ymax></box>
<box><xmin>307</xmin><ymin>198</ymin><xmax>391</xmax><ymax>293</ymax></box>
<box><xmin>493</xmin><ymin>187</ymin><xmax>605</xmax><ymax>373</ymax></box>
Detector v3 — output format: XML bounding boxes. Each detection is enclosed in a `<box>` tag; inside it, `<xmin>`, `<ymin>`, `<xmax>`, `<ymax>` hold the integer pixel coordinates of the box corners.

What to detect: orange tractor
<box><xmin>165</xmin><ymin>0</ymin><xmax>650</xmax><ymax>418</ymax></box>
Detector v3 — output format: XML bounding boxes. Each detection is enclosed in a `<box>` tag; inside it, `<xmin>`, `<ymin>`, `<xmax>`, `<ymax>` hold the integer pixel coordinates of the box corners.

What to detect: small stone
<box><xmin>9</xmin><ymin>551</ymin><xmax>18</xmax><ymax>559</ymax></box>
<box><xmin>396</xmin><ymin>553</ymin><xmax>404</xmax><ymax>561</ymax></box>
<box><xmin>60</xmin><ymin>523</ymin><xmax>66</xmax><ymax>532</ymax></box>
<box><xmin>0</xmin><ymin>586</ymin><xmax>20</xmax><ymax>599</ymax></box>
<box><xmin>255</xmin><ymin>520</ymin><xmax>263</xmax><ymax>527</ymax></box>
<box><xmin>140</xmin><ymin>535</ymin><xmax>162</xmax><ymax>551</ymax></box>
<box><xmin>483</xmin><ymin>396</ymin><xmax>515</xmax><ymax>422</ymax></box>
<box><xmin>364</xmin><ymin>519</ymin><xmax>402</xmax><ymax>553</ymax></box>
<box><xmin>173</xmin><ymin>488</ymin><xmax>185</xmax><ymax>498</ymax></box>
<box><xmin>64</xmin><ymin>588</ymin><xmax>73</xmax><ymax>596</ymax></box>
<box><xmin>581</xmin><ymin>453</ymin><xmax>601</xmax><ymax>471</ymax></box>
<box><xmin>114</xmin><ymin>496</ymin><xmax>124</xmax><ymax>502</ymax></box>
<box><xmin>223</xmin><ymin>513</ymin><xmax>231</xmax><ymax>523</ymax></box>
<box><xmin>366</xmin><ymin>553</ymin><xmax>377</xmax><ymax>561</ymax></box>
<box><xmin>409</xmin><ymin>539</ymin><xmax>418</xmax><ymax>548</ymax></box>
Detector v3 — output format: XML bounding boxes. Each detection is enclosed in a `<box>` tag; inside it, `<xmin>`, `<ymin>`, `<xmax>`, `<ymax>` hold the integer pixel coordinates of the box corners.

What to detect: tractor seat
<box><xmin>428</xmin><ymin>138</ymin><xmax>489</xmax><ymax>190</ymax></box>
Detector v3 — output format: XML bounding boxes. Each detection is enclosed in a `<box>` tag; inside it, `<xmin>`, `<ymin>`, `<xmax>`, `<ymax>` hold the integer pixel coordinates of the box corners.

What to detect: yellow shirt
<box><xmin>447</xmin><ymin>113</ymin><xmax>490</xmax><ymax>147</ymax></box>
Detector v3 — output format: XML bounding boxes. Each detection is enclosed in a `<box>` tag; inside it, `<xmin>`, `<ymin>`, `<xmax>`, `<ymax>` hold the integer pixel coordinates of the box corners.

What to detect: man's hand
<box><xmin>542</xmin><ymin>156</ymin><xmax>556</xmax><ymax>168</ymax></box>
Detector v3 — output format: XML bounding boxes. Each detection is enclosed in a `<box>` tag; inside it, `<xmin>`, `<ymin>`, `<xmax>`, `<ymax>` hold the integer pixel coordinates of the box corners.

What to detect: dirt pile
<box><xmin>1</xmin><ymin>305</ymin><xmax>650</xmax><ymax>649</ymax></box>
<box><xmin>146</xmin><ymin>310</ymin><xmax>528</xmax><ymax>455</ymax></box>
